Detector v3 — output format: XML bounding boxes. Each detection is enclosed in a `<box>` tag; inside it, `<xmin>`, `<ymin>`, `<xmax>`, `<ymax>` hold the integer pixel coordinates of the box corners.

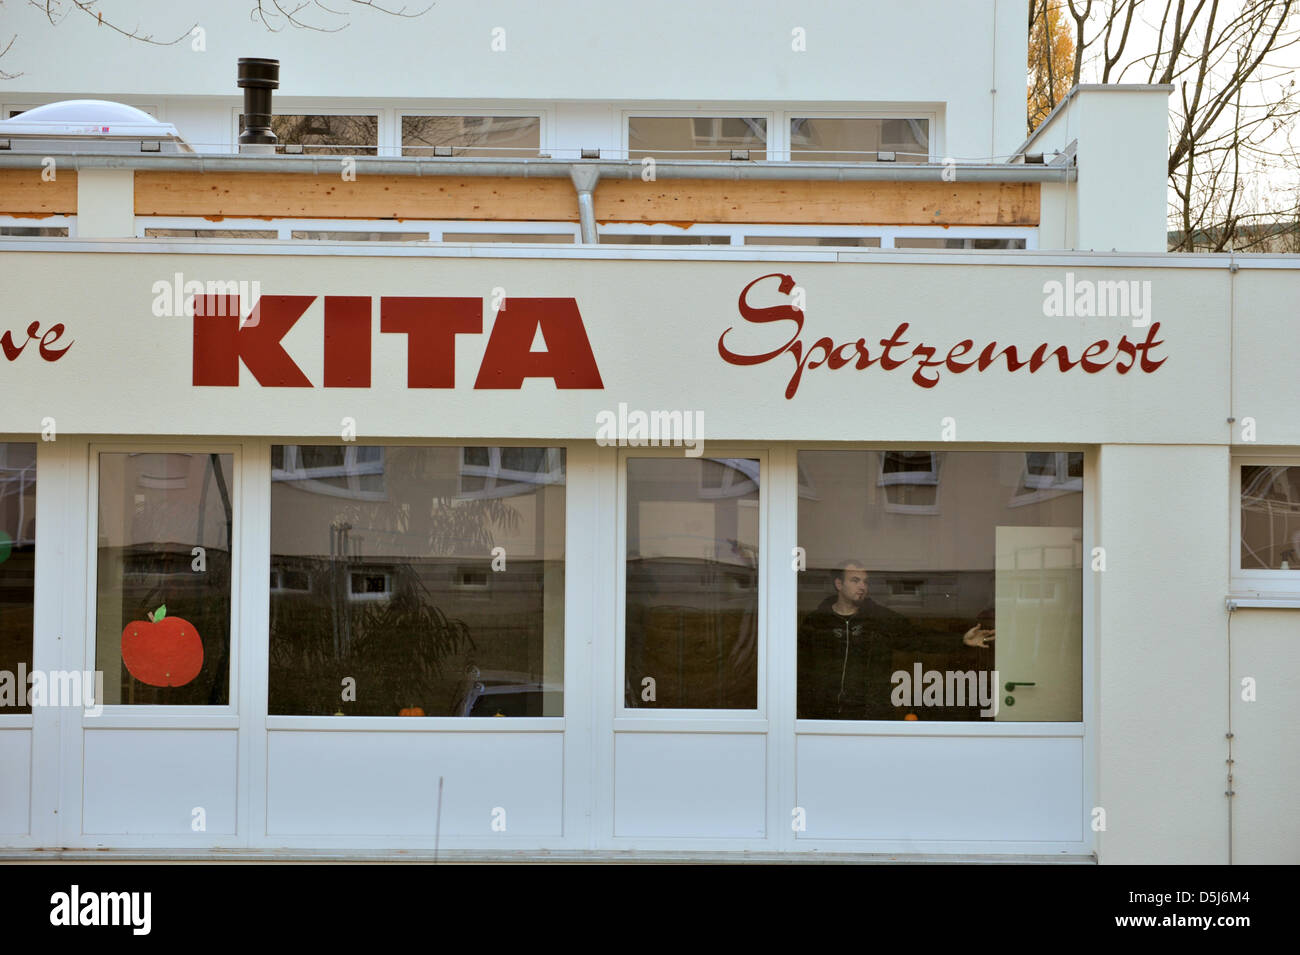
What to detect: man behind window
<box><xmin>797</xmin><ymin>560</ymin><xmax>992</xmax><ymax>720</ymax></box>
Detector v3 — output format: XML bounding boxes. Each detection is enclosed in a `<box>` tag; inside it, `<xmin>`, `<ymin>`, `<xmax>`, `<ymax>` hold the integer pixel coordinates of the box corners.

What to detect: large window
<box><xmin>402</xmin><ymin>115</ymin><xmax>541</xmax><ymax>157</ymax></box>
<box><xmin>627</xmin><ymin>116</ymin><xmax>768</xmax><ymax>160</ymax></box>
<box><xmin>624</xmin><ymin>457</ymin><xmax>759</xmax><ymax>709</ymax></box>
<box><xmin>797</xmin><ymin>450</ymin><xmax>1083</xmax><ymax>722</ymax></box>
<box><xmin>269</xmin><ymin>445</ymin><xmax>565</xmax><ymax>717</ymax></box>
<box><xmin>789</xmin><ymin>117</ymin><xmax>930</xmax><ymax>162</ymax></box>
<box><xmin>0</xmin><ymin>443</ymin><xmax>35</xmax><ymax>715</ymax></box>
<box><xmin>94</xmin><ymin>452</ymin><xmax>234</xmax><ymax>705</ymax></box>
<box><xmin>239</xmin><ymin>113</ymin><xmax>379</xmax><ymax>155</ymax></box>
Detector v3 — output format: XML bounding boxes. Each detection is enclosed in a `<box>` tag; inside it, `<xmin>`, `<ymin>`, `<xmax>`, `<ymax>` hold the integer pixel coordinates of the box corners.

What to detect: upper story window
<box><xmin>239</xmin><ymin>113</ymin><xmax>379</xmax><ymax>155</ymax></box>
<box><xmin>402</xmin><ymin>115</ymin><xmax>541</xmax><ymax>157</ymax></box>
<box><xmin>627</xmin><ymin>116</ymin><xmax>768</xmax><ymax>160</ymax></box>
<box><xmin>789</xmin><ymin>117</ymin><xmax>929</xmax><ymax>162</ymax></box>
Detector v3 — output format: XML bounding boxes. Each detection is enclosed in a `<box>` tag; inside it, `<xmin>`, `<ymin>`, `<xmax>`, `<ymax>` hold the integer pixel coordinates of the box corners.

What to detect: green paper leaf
<box><xmin>155</xmin><ymin>604</ymin><xmax>167</xmax><ymax>621</ymax></box>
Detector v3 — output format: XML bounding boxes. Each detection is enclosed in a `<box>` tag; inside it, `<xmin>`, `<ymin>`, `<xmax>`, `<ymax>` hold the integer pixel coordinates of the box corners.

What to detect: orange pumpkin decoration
<box><xmin>399</xmin><ymin>706</ymin><xmax>425</xmax><ymax>717</ymax></box>
<box><xmin>903</xmin><ymin>713</ymin><xmax>919</xmax><ymax>721</ymax></box>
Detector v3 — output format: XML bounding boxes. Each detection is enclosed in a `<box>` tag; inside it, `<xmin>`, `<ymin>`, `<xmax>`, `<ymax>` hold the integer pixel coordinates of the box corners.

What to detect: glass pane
<box><xmin>625</xmin><ymin>458</ymin><xmax>759</xmax><ymax>709</ymax></box>
<box><xmin>238</xmin><ymin>114</ymin><xmax>378</xmax><ymax>155</ymax></box>
<box><xmin>797</xmin><ymin>450</ymin><xmax>1082</xmax><ymax>722</ymax></box>
<box><xmin>894</xmin><ymin>237</ymin><xmax>1027</xmax><ymax>249</ymax></box>
<box><xmin>1241</xmin><ymin>466</ymin><xmax>1300</xmax><ymax>569</ymax></box>
<box><xmin>144</xmin><ymin>229</ymin><xmax>278</xmax><ymax>239</ymax></box>
<box><xmin>0</xmin><ymin>227</ymin><xmax>69</xmax><ymax>237</ymax></box>
<box><xmin>95</xmin><ymin>452</ymin><xmax>233</xmax><ymax>705</ymax></box>
<box><xmin>627</xmin><ymin>116</ymin><xmax>767</xmax><ymax>160</ymax></box>
<box><xmin>598</xmin><ymin>234</ymin><xmax>732</xmax><ymax>245</ymax></box>
<box><xmin>402</xmin><ymin>115</ymin><xmax>541</xmax><ymax>157</ymax></box>
<box><xmin>290</xmin><ymin>232</ymin><xmax>429</xmax><ymax>242</ymax></box>
<box><xmin>269</xmin><ymin>446</ymin><xmax>565</xmax><ymax>716</ymax></box>
<box><xmin>790</xmin><ymin>117</ymin><xmax>929</xmax><ymax>162</ymax></box>
<box><xmin>0</xmin><ymin>443</ymin><xmax>36</xmax><ymax>714</ymax></box>
<box><xmin>744</xmin><ymin>235</ymin><xmax>882</xmax><ymax>247</ymax></box>
<box><xmin>441</xmin><ymin>233</ymin><xmax>574</xmax><ymax>244</ymax></box>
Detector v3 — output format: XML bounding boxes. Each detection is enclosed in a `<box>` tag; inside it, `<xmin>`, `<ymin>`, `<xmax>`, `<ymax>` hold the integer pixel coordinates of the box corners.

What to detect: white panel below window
<box><xmin>82</xmin><ymin>728</ymin><xmax>237</xmax><ymax>834</ymax></box>
<box><xmin>796</xmin><ymin>735</ymin><xmax>1083</xmax><ymax>842</ymax></box>
<box><xmin>266</xmin><ymin>731</ymin><xmax>564</xmax><ymax>836</ymax></box>
<box><xmin>614</xmin><ymin>732</ymin><xmax>766</xmax><ymax>838</ymax></box>
<box><xmin>0</xmin><ymin>730</ymin><xmax>31</xmax><ymax>834</ymax></box>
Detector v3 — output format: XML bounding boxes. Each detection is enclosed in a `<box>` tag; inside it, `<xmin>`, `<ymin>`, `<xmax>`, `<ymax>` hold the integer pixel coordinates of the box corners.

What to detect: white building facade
<box><xmin>0</xmin><ymin>0</ymin><xmax>1296</xmax><ymax>863</ymax></box>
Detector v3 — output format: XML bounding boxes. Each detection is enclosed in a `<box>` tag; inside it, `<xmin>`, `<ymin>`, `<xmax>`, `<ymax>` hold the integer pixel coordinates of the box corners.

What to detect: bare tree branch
<box><xmin>29</xmin><ymin>0</ymin><xmax>196</xmax><ymax>45</ymax></box>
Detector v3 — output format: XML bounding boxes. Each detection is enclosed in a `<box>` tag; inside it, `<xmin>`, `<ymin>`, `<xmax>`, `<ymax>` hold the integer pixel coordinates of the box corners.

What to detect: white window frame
<box><xmin>272</xmin><ymin>444</ymin><xmax>387</xmax><ymax>501</ymax></box>
<box><xmin>84</xmin><ymin>442</ymin><xmax>242</xmax><ymax>719</ymax></box>
<box><xmin>397</xmin><ymin>108</ymin><xmax>550</xmax><ymax>158</ymax></box>
<box><xmin>263</xmin><ymin>438</ymin><xmax>570</xmax><ymax>731</ymax></box>
<box><xmin>0</xmin><ymin>215</ymin><xmax>77</xmax><ymax>238</ymax></box>
<box><xmin>131</xmin><ymin>216</ymin><xmax>580</xmax><ymax>243</ymax></box>
<box><xmin>617</xmin><ymin>445</ymin><xmax>767</xmax><ymax>720</ymax></box>
<box><xmin>458</xmin><ymin>446</ymin><xmax>565</xmax><ymax>500</ymax></box>
<box><xmin>1231</xmin><ymin>453</ymin><xmax>1300</xmax><ymax>593</ymax></box>
<box><xmin>781</xmin><ymin>108</ymin><xmax>942</xmax><ymax>163</ymax></box>
<box><xmin>878</xmin><ymin>450</ymin><xmax>941</xmax><ymax>515</ymax></box>
<box><xmin>1010</xmin><ymin>451</ymin><xmax>1083</xmax><ymax>507</ymax></box>
<box><xmin>229</xmin><ymin>105</ymin><xmax>381</xmax><ymax>155</ymax></box>
<box><xmin>347</xmin><ymin>568</ymin><xmax>394</xmax><ymax>602</ymax></box>
<box><xmin>596</xmin><ymin>222</ymin><xmax>1037</xmax><ymax>249</ymax></box>
<box><xmin>622</xmin><ymin>108</ymin><xmax>775</xmax><ymax>161</ymax></box>
<box><xmin>0</xmin><ymin>441</ymin><xmax>36</xmax><ymax>547</ymax></box>
<box><xmin>3</xmin><ymin>102</ymin><xmax>160</xmax><ymax>120</ymax></box>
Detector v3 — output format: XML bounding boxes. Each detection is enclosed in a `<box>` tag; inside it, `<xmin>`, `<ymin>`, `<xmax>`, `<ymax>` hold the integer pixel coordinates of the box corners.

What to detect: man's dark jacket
<box><xmin>797</xmin><ymin>595</ymin><xmax>958</xmax><ymax>720</ymax></box>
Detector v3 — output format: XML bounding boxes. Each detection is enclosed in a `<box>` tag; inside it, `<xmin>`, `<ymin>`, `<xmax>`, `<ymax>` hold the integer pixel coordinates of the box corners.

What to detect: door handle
<box><xmin>1005</xmin><ymin>681</ymin><xmax>1036</xmax><ymax>691</ymax></box>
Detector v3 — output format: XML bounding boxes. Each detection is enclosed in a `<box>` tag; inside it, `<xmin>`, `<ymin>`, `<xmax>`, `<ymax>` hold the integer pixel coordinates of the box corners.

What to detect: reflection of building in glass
<box><xmin>268</xmin><ymin>446</ymin><xmax>565</xmax><ymax>718</ymax></box>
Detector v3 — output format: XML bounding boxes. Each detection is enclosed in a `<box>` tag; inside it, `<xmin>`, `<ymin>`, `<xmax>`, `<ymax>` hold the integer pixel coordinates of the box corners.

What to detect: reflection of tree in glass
<box><xmin>247</xmin><ymin>114</ymin><xmax>378</xmax><ymax>154</ymax></box>
<box><xmin>427</xmin><ymin>495</ymin><xmax>521</xmax><ymax>556</ymax></box>
<box><xmin>269</xmin><ymin>561</ymin><xmax>472</xmax><ymax>715</ymax></box>
<box><xmin>268</xmin><ymin>447</ymin><xmax>533</xmax><ymax>715</ymax></box>
<box><xmin>401</xmin><ymin>116</ymin><xmax>539</xmax><ymax>157</ymax></box>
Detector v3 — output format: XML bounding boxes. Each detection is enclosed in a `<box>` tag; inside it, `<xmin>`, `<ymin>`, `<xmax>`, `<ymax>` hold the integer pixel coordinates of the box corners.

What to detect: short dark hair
<box><xmin>832</xmin><ymin>560</ymin><xmax>867</xmax><ymax>586</ymax></box>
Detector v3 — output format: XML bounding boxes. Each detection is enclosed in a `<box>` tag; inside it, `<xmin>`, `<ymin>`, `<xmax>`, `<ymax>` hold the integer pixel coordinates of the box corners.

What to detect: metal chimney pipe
<box><xmin>237</xmin><ymin>57</ymin><xmax>279</xmax><ymax>153</ymax></box>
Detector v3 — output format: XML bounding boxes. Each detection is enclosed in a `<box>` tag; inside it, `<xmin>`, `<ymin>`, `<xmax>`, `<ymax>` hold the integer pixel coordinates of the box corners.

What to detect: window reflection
<box><xmin>790</xmin><ymin>117</ymin><xmax>929</xmax><ymax>162</ymax></box>
<box><xmin>94</xmin><ymin>452</ymin><xmax>233</xmax><ymax>705</ymax></box>
<box><xmin>627</xmin><ymin>116</ymin><xmax>768</xmax><ymax>160</ymax></box>
<box><xmin>625</xmin><ymin>458</ymin><xmax>759</xmax><ymax>709</ymax></box>
<box><xmin>268</xmin><ymin>446</ymin><xmax>565</xmax><ymax>717</ymax></box>
<box><xmin>0</xmin><ymin>443</ymin><xmax>36</xmax><ymax>714</ymax></box>
<box><xmin>1241</xmin><ymin>465</ymin><xmax>1300</xmax><ymax>569</ymax></box>
<box><xmin>797</xmin><ymin>451</ymin><xmax>1082</xmax><ymax>722</ymax></box>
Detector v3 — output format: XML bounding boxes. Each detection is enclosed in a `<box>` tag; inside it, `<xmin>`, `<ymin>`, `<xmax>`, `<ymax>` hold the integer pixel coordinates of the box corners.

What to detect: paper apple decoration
<box><xmin>121</xmin><ymin>604</ymin><xmax>204</xmax><ymax>688</ymax></box>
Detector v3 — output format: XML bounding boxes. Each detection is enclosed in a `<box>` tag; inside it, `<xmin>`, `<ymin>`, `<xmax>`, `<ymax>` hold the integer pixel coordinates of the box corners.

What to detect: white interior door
<box><xmin>994</xmin><ymin>526</ymin><xmax>1083</xmax><ymax>722</ymax></box>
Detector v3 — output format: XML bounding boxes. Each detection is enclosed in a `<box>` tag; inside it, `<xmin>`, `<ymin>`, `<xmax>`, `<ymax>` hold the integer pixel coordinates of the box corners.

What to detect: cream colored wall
<box><xmin>1095</xmin><ymin>444</ymin><xmax>1230</xmax><ymax>864</ymax></box>
<box><xmin>1229</xmin><ymin>610</ymin><xmax>1300</xmax><ymax>863</ymax></box>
